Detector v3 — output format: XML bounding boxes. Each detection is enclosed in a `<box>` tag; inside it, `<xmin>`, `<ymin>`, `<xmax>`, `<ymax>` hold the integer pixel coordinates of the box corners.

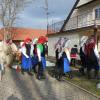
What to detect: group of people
<box><xmin>19</xmin><ymin>36</ymin><xmax>48</xmax><ymax>80</ymax></box>
<box><xmin>54</xmin><ymin>35</ymin><xmax>100</xmax><ymax>80</ymax></box>
<box><xmin>0</xmin><ymin>34</ymin><xmax>99</xmax><ymax>81</ymax></box>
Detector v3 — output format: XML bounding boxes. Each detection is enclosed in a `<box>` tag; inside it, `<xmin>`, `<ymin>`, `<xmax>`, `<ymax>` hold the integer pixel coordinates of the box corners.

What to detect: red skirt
<box><xmin>70</xmin><ymin>54</ymin><xmax>77</xmax><ymax>59</ymax></box>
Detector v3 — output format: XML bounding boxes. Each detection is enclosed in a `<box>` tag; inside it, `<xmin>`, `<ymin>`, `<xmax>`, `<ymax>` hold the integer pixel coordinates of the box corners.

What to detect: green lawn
<box><xmin>47</xmin><ymin>66</ymin><xmax>100</xmax><ymax>97</ymax></box>
<box><xmin>65</xmin><ymin>69</ymin><xmax>100</xmax><ymax>97</ymax></box>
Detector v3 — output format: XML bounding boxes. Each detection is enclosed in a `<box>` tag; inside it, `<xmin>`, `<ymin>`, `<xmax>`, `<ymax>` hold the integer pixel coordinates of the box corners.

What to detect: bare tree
<box><xmin>0</xmin><ymin>0</ymin><xmax>32</xmax><ymax>41</ymax></box>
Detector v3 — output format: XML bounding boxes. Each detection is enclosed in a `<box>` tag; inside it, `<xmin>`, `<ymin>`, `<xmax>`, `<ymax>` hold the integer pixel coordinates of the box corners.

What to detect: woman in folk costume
<box><xmin>55</xmin><ymin>37</ymin><xmax>72</xmax><ymax>80</ymax></box>
<box><xmin>36</xmin><ymin>36</ymin><xmax>47</xmax><ymax>80</ymax></box>
<box><xmin>70</xmin><ymin>45</ymin><xmax>78</xmax><ymax>67</ymax></box>
<box><xmin>61</xmin><ymin>38</ymin><xmax>72</xmax><ymax>78</ymax></box>
<box><xmin>31</xmin><ymin>38</ymin><xmax>38</xmax><ymax>73</ymax></box>
<box><xmin>55</xmin><ymin>37</ymin><xmax>62</xmax><ymax>61</ymax></box>
<box><xmin>54</xmin><ymin>37</ymin><xmax>63</xmax><ymax>79</ymax></box>
<box><xmin>79</xmin><ymin>36</ymin><xmax>88</xmax><ymax>75</ymax></box>
<box><xmin>85</xmin><ymin>35</ymin><xmax>100</xmax><ymax>79</ymax></box>
<box><xmin>21</xmin><ymin>38</ymin><xmax>33</xmax><ymax>75</ymax></box>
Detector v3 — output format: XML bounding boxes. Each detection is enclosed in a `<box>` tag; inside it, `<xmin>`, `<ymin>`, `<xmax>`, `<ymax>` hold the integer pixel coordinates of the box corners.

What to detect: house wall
<box><xmin>77</xmin><ymin>0</ymin><xmax>100</xmax><ymax>20</ymax></box>
<box><xmin>48</xmin><ymin>0</ymin><xmax>100</xmax><ymax>57</ymax></box>
<box><xmin>64</xmin><ymin>0</ymin><xmax>100</xmax><ymax>31</ymax></box>
<box><xmin>48</xmin><ymin>28</ymin><xmax>100</xmax><ymax>57</ymax></box>
<box><xmin>48</xmin><ymin>33</ymin><xmax>80</xmax><ymax>57</ymax></box>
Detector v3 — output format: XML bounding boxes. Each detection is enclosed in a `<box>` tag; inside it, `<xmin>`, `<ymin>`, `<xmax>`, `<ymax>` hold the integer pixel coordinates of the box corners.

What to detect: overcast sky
<box><xmin>1</xmin><ymin>0</ymin><xmax>76</xmax><ymax>29</ymax></box>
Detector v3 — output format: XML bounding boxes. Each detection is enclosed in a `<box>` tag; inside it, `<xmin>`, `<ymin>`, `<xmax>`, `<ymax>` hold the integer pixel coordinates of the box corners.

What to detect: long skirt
<box><xmin>32</xmin><ymin>54</ymin><xmax>38</xmax><ymax>67</ymax></box>
<box><xmin>21</xmin><ymin>54</ymin><xmax>32</xmax><ymax>71</ymax></box>
<box><xmin>41</xmin><ymin>57</ymin><xmax>46</xmax><ymax>70</ymax></box>
<box><xmin>63</xmin><ymin>58</ymin><xmax>71</xmax><ymax>73</ymax></box>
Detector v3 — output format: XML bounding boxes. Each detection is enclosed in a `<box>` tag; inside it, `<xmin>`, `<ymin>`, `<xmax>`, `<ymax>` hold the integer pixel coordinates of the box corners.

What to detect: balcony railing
<box><xmin>48</xmin><ymin>11</ymin><xmax>100</xmax><ymax>34</ymax></box>
<box><xmin>48</xmin><ymin>20</ymin><xmax>65</xmax><ymax>34</ymax></box>
<box><xmin>64</xmin><ymin>11</ymin><xmax>96</xmax><ymax>31</ymax></box>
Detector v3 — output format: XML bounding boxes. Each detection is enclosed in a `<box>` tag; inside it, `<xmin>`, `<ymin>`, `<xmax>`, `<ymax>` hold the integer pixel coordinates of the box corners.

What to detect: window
<box><xmin>95</xmin><ymin>8</ymin><xmax>100</xmax><ymax>19</ymax></box>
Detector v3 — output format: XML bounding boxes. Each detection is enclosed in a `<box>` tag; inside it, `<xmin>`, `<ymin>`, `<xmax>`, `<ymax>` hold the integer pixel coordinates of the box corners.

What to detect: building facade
<box><xmin>0</xmin><ymin>27</ymin><xmax>47</xmax><ymax>46</ymax></box>
<box><xmin>48</xmin><ymin>0</ymin><xmax>100</xmax><ymax>57</ymax></box>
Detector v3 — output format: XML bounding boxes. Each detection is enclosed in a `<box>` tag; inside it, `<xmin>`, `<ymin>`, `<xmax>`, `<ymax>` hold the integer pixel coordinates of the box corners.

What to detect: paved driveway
<box><xmin>0</xmin><ymin>68</ymin><xmax>99</xmax><ymax>100</ymax></box>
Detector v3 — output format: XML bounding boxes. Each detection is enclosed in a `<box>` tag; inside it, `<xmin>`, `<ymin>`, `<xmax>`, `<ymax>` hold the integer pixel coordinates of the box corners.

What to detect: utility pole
<box><xmin>44</xmin><ymin>0</ymin><xmax>49</xmax><ymax>34</ymax></box>
<box><xmin>94</xmin><ymin>20</ymin><xmax>98</xmax><ymax>45</ymax></box>
<box><xmin>43</xmin><ymin>0</ymin><xmax>54</xmax><ymax>34</ymax></box>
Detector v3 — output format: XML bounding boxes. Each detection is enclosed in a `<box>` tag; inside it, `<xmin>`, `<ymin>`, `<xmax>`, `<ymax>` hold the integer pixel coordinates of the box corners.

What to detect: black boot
<box><xmin>94</xmin><ymin>70</ymin><xmax>99</xmax><ymax>79</ymax></box>
<box><xmin>68</xmin><ymin>71</ymin><xmax>73</xmax><ymax>79</ymax></box>
<box><xmin>37</xmin><ymin>62</ymin><xmax>43</xmax><ymax>80</ymax></box>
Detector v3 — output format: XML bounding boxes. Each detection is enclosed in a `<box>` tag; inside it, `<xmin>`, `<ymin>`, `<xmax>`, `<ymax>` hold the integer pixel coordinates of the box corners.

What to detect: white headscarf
<box><xmin>62</xmin><ymin>38</ymin><xmax>71</xmax><ymax>62</ymax></box>
<box><xmin>30</xmin><ymin>38</ymin><xmax>38</xmax><ymax>57</ymax></box>
<box><xmin>54</xmin><ymin>37</ymin><xmax>62</xmax><ymax>50</ymax></box>
<box><xmin>80</xmin><ymin>36</ymin><xmax>88</xmax><ymax>47</ymax></box>
<box><xmin>32</xmin><ymin>38</ymin><xmax>38</xmax><ymax>45</ymax></box>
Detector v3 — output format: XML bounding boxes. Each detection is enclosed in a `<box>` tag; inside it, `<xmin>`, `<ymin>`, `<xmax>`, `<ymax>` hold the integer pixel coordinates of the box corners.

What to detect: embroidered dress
<box><xmin>22</xmin><ymin>54</ymin><xmax>32</xmax><ymax>70</ymax></box>
<box><xmin>21</xmin><ymin>44</ymin><xmax>32</xmax><ymax>71</ymax></box>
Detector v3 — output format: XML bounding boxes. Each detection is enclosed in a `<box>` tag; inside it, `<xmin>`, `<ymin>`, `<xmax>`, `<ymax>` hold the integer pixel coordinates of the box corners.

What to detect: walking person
<box><xmin>55</xmin><ymin>38</ymin><xmax>72</xmax><ymax>80</ymax></box>
<box><xmin>20</xmin><ymin>38</ymin><xmax>33</xmax><ymax>75</ymax></box>
<box><xmin>61</xmin><ymin>38</ymin><xmax>72</xmax><ymax>79</ymax></box>
<box><xmin>31</xmin><ymin>38</ymin><xmax>38</xmax><ymax>74</ymax></box>
<box><xmin>79</xmin><ymin>36</ymin><xmax>88</xmax><ymax>75</ymax></box>
<box><xmin>36</xmin><ymin>36</ymin><xmax>47</xmax><ymax>80</ymax></box>
<box><xmin>85</xmin><ymin>35</ymin><xmax>100</xmax><ymax>79</ymax></box>
<box><xmin>70</xmin><ymin>45</ymin><xmax>78</xmax><ymax>67</ymax></box>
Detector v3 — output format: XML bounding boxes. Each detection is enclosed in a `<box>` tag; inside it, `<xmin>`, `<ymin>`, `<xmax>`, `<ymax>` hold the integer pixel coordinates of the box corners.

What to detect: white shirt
<box><xmin>20</xmin><ymin>46</ymin><xmax>29</xmax><ymax>58</ymax></box>
<box><xmin>94</xmin><ymin>45</ymin><xmax>99</xmax><ymax>59</ymax></box>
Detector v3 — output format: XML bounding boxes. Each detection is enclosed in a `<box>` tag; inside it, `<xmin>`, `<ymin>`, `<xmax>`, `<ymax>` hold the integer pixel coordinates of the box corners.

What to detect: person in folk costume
<box><xmin>85</xmin><ymin>35</ymin><xmax>100</xmax><ymax>79</ymax></box>
<box><xmin>55</xmin><ymin>37</ymin><xmax>62</xmax><ymax>61</ymax></box>
<box><xmin>79</xmin><ymin>36</ymin><xmax>88</xmax><ymax>75</ymax></box>
<box><xmin>31</xmin><ymin>38</ymin><xmax>38</xmax><ymax>73</ymax></box>
<box><xmin>36</xmin><ymin>36</ymin><xmax>47</xmax><ymax>80</ymax></box>
<box><xmin>61</xmin><ymin>38</ymin><xmax>72</xmax><ymax>79</ymax></box>
<box><xmin>54</xmin><ymin>37</ymin><xmax>62</xmax><ymax>78</ymax></box>
<box><xmin>54</xmin><ymin>37</ymin><xmax>63</xmax><ymax>78</ymax></box>
<box><xmin>70</xmin><ymin>45</ymin><xmax>78</xmax><ymax>67</ymax></box>
<box><xmin>55</xmin><ymin>37</ymin><xmax>72</xmax><ymax>80</ymax></box>
<box><xmin>20</xmin><ymin>38</ymin><xmax>33</xmax><ymax>75</ymax></box>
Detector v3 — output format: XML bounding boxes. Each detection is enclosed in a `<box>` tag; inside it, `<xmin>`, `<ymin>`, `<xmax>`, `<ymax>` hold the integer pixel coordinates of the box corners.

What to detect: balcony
<box><xmin>48</xmin><ymin>11</ymin><xmax>100</xmax><ymax>34</ymax></box>
<box><xmin>64</xmin><ymin>11</ymin><xmax>96</xmax><ymax>31</ymax></box>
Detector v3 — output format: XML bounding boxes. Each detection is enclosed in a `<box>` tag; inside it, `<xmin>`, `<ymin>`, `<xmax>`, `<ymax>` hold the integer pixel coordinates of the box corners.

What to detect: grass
<box><xmin>65</xmin><ymin>68</ymin><xmax>100</xmax><ymax>97</ymax></box>
<box><xmin>47</xmin><ymin>66</ymin><xmax>100</xmax><ymax>97</ymax></box>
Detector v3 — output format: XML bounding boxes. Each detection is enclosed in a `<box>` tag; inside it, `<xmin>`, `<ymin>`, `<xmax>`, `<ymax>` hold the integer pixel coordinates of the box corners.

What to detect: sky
<box><xmin>1</xmin><ymin>0</ymin><xmax>76</xmax><ymax>29</ymax></box>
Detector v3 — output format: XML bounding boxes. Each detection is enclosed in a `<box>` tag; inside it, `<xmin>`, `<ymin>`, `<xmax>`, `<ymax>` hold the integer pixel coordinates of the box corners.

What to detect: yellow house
<box><xmin>47</xmin><ymin>0</ymin><xmax>100</xmax><ymax>57</ymax></box>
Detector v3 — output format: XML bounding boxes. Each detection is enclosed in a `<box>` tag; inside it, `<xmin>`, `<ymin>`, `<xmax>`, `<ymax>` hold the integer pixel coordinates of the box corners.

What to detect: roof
<box><xmin>76</xmin><ymin>0</ymin><xmax>95</xmax><ymax>8</ymax></box>
<box><xmin>0</xmin><ymin>27</ymin><xmax>47</xmax><ymax>41</ymax></box>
